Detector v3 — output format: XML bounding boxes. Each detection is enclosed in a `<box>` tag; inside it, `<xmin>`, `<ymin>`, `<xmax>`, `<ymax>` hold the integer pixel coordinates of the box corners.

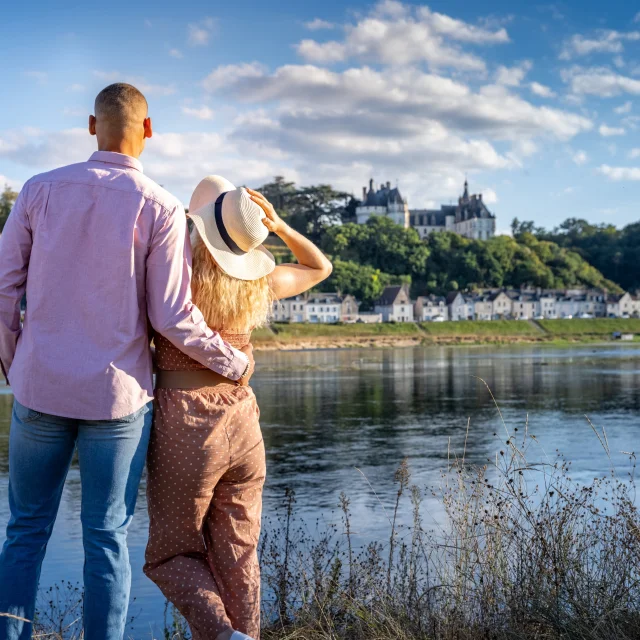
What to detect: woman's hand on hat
<box><xmin>247</xmin><ymin>188</ymin><xmax>286</xmax><ymax>236</ymax></box>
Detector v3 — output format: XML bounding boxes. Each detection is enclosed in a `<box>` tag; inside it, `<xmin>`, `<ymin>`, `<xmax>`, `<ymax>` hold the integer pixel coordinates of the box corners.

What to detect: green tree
<box><xmin>317</xmin><ymin>258</ymin><xmax>409</xmax><ymax>310</ymax></box>
<box><xmin>288</xmin><ymin>185</ymin><xmax>351</xmax><ymax>242</ymax></box>
<box><xmin>0</xmin><ymin>185</ymin><xmax>19</xmax><ymax>231</ymax></box>
<box><xmin>323</xmin><ymin>216</ymin><xmax>430</xmax><ymax>283</ymax></box>
<box><xmin>253</xmin><ymin>176</ymin><xmax>297</xmax><ymax>218</ymax></box>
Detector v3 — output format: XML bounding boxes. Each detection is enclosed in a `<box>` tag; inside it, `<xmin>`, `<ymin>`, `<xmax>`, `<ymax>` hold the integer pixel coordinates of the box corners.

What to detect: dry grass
<box><xmin>257</xmin><ymin>385</ymin><xmax>640</xmax><ymax>640</ymax></box>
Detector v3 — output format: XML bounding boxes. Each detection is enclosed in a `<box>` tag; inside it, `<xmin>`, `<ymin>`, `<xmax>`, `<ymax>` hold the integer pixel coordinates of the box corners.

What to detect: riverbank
<box><xmin>252</xmin><ymin>318</ymin><xmax>640</xmax><ymax>350</ymax></box>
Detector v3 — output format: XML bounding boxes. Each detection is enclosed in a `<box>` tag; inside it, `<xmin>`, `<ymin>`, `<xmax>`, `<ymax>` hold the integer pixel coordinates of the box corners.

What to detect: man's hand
<box><xmin>236</xmin><ymin>343</ymin><xmax>255</xmax><ymax>386</ymax></box>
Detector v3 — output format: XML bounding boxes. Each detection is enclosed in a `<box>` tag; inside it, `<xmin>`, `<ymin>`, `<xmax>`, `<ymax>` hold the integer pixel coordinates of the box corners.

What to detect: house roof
<box><xmin>416</xmin><ymin>294</ymin><xmax>446</xmax><ymax>305</ymax></box>
<box><xmin>376</xmin><ymin>285</ymin><xmax>409</xmax><ymax>306</ymax></box>
<box><xmin>307</xmin><ymin>292</ymin><xmax>343</xmax><ymax>304</ymax></box>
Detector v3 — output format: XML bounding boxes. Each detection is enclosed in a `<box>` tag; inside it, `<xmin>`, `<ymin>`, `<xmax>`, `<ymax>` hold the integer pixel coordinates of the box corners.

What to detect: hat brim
<box><xmin>188</xmin><ymin>203</ymin><xmax>276</xmax><ymax>281</ymax></box>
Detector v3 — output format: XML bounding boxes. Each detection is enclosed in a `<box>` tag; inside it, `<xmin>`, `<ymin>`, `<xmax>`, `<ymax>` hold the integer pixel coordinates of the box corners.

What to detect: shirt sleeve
<box><xmin>0</xmin><ymin>184</ymin><xmax>32</xmax><ymax>383</ymax></box>
<box><xmin>146</xmin><ymin>202</ymin><xmax>249</xmax><ymax>381</ymax></box>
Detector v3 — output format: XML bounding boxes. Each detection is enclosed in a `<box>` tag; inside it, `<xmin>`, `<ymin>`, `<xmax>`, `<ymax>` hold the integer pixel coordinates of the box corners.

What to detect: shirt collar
<box><xmin>89</xmin><ymin>151</ymin><xmax>143</xmax><ymax>173</ymax></box>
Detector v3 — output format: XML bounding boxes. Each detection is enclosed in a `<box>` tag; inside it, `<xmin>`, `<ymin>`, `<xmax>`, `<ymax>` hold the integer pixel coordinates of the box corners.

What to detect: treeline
<box><xmin>1</xmin><ymin>178</ymin><xmax>627</xmax><ymax>312</ymax></box>
<box><xmin>512</xmin><ymin>217</ymin><xmax>640</xmax><ymax>293</ymax></box>
<box><xmin>255</xmin><ymin>178</ymin><xmax>621</xmax><ymax>309</ymax></box>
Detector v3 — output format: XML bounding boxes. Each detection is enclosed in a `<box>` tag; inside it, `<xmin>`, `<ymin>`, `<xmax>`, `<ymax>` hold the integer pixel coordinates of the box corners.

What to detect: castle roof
<box><xmin>363</xmin><ymin>179</ymin><xmax>405</xmax><ymax>207</ymax></box>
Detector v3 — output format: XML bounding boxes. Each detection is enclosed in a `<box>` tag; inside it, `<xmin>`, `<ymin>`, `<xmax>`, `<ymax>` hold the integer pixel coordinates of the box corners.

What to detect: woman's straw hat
<box><xmin>187</xmin><ymin>175</ymin><xmax>275</xmax><ymax>281</ymax></box>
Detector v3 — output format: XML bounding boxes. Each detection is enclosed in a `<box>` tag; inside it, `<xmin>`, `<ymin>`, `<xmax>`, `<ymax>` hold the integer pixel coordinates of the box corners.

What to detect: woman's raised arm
<box><xmin>247</xmin><ymin>188</ymin><xmax>332</xmax><ymax>300</ymax></box>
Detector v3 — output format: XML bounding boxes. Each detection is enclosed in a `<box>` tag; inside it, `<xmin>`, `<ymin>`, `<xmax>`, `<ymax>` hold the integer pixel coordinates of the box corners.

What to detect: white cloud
<box><xmin>629</xmin><ymin>148</ymin><xmax>640</xmax><ymax>159</ymax></box>
<box><xmin>295</xmin><ymin>2</ymin><xmax>508</xmax><ymax>71</ymax></box>
<box><xmin>0</xmin><ymin>175</ymin><xmax>22</xmax><ymax>191</ymax></box>
<box><xmin>563</xmin><ymin>67</ymin><xmax>640</xmax><ymax>97</ymax></box>
<box><xmin>560</xmin><ymin>30</ymin><xmax>640</xmax><ymax>60</ymax></box>
<box><xmin>169</xmin><ymin>48</ymin><xmax>184</xmax><ymax>59</ymax></box>
<box><xmin>62</xmin><ymin>107</ymin><xmax>87</xmax><ymax>117</ymax></box>
<box><xmin>530</xmin><ymin>81</ymin><xmax>556</xmax><ymax>98</ymax></box>
<box><xmin>202</xmin><ymin>63</ymin><xmax>267</xmax><ymax>92</ymax></box>
<box><xmin>599</xmin><ymin>124</ymin><xmax>626</xmax><ymax>136</ymax></box>
<box><xmin>181</xmin><ymin>105</ymin><xmax>214</xmax><ymax>120</ymax></box>
<box><xmin>304</xmin><ymin>18</ymin><xmax>335</xmax><ymax>30</ymax></box>
<box><xmin>196</xmin><ymin>58</ymin><xmax>595</xmax><ymax>207</ymax></box>
<box><xmin>93</xmin><ymin>71</ymin><xmax>176</xmax><ymax>96</ymax></box>
<box><xmin>614</xmin><ymin>101</ymin><xmax>632</xmax><ymax>114</ymax></box>
<box><xmin>538</xmin><ymin>4</ymin><xmax>565</xmax><ymax>21</ymax></box>
<box><xmin>495</xmin><ymin>61</ymin><xmax>532</xmax><ymax>87</ymax></box>
<box><xmin>598</xmin><ymin>164</ymin><xmax>640</xmax><ymax>180</ymax></box>
<box><xmin>0</xmin><ymin>128</ymin><xmax>95</xmax><ymax>168</ymax></box>
<box><xmin>0</xmin><ymin>127</ymin><xmax>294</xmax><ymax>203</ymax></box>
<box><xmin>572</xmin><ymin>150</ymin><xmax>589</xmax><ymax>165</ymax></box>
<box><xmin>613</xmin><ymin>55</ymin><xmax>625</xmax><ymax>69</ymax></box>
<box><xmin>203</xmin><ymin>63</ymin><xmax>592</xmax><ymax>141</ymax></box>
<box><xmin>24</xmin><ymin>71</ymin><xmax>47</xmax><ymax>84</ymax></box>
<box><xmin>635</xmin><ymin>12</ymin><xmax>640</xmax><ymax>23</ymax></box>
<box><xmin>188</xmin><ymin>17</ymin><xmax>215</xmax><ymax>46</ymax></box>
<box><xmin>296</xmin><ymin>40</ymin><xmax>346</xmax><ymax>64</ymax></box>
<box><xmin>480</xmin><ymin>187</ymin><xmax>498</xmax><ymax>204</ymax></box>
<box><xmin>416</xmin><ymin>7</ymin><xmax>510</xmax><ymax>44</ymax></box>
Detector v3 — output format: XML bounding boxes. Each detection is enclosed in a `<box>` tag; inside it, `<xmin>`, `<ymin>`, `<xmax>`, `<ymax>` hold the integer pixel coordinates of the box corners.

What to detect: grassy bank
<box><xmin>538</xmin><ymin>317</ymin><xmax>640</xmax><ymax>336</ymax></box>
<box><xmin>419</xmin><ymin>318</ymin><xmax>541</xmax><ymax>337</ymax></box>
<box><xmin>252</xmin><ymin>318</ymin><xmax>640</xmax><ymax>350</ymax></box>
<box><xmin>252</xmin><ymin>322</ymin><xmax>423</xmax><ymax>349</ymax></box>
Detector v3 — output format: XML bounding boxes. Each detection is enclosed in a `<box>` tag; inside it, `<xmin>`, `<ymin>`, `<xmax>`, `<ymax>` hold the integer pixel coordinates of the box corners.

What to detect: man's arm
<box><xmin>146</xmin><ymin>203</ymin><xmax>250</xmax><ymax>381</ymax></box>
<box><xmin>0</xmin><ymin>184</ymin><xmax>32</xmax><ymax>383</ymax></box>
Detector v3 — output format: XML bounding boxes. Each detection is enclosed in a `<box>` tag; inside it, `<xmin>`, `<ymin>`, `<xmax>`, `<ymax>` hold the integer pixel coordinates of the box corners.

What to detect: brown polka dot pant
<box><xmin>144</xmin><ymin>384</ymin><xmax>266</xmax><ymax>640</ymax></box>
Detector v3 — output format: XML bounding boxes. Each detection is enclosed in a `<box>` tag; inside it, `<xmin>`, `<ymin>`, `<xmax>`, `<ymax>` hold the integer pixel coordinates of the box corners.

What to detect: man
<box><xmin>0</xmin><ymin>83</ymin><xmax>254</xmax><ymax>640</ymax></box>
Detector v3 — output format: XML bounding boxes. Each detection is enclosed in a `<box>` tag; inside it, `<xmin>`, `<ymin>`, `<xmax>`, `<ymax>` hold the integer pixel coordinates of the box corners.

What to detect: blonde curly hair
<box><xmin>191</xmin><ymin>236</ymin><xmax>273</xmax><ymax>333</ymax></box>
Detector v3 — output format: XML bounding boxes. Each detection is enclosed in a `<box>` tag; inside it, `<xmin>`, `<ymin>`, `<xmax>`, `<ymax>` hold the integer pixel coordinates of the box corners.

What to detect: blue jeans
<box><xmin>0</xmin><ymin>400</ymin><xmax>152</xmax><ymax>640</ymax></box>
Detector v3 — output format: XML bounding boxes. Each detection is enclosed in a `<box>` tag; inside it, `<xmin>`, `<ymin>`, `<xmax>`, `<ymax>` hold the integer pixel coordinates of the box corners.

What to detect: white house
<box><xmin>306</xmin><ymin>293</ymin><xmax>343</xmax><ymax>323</ymax></box>
<box><xmin>273</xmin><ymin>295</ymin><xmax>307</xmax><ymax>323</ymax></box>
<box><xmin>447</xmin><ymin>292</ymin><xmax>470</xmax><ymax>321</ymax></box>
<box><xmin>414</xmin><ymin>295</ymin><xmax>449</xmax><ymax>321</ymax></box>
<box><xmin>509</xmin><ymin>292</ymin><xmax>539</xmax><ymax>320</ymax></box>
<box><xmin>375</xmin><ymin>285</ymin><xmax>414</xmax><ymax>322</ymax></box>
<box><xmin>491</xmin><ymin>291</ymin><xmax>513</xmax><ymax>319</ymax></box>
<box><xmin>539</xmin><ymin>292</ymin><xmax>557</xmax><ymax>318</ymax></box>
<box><xmin>556</xmin><ymin>295</ymin><xmax>583</xmax><ymax>318</ymax></box>
<box><xmin>472</xmin><ymin>293</ymin><xmax>494</xmax><ymax>321</ymax></box>
<box><xmin>606</xmin><ymin>292</ymin><xmax>634</xmax><ymax>318</ymax></box>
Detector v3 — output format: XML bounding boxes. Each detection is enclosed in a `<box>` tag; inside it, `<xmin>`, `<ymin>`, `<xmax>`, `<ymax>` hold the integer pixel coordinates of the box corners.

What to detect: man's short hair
<box><xmin>94</xmin><ymin>83</ymin><xmax>148</xmax><ymax>128</ymax></box>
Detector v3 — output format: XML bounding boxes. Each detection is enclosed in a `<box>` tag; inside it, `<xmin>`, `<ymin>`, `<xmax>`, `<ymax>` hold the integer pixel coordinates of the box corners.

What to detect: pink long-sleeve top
<box><xmin>0</xmin><ymin>151</ymin><xmax>248</xmax><ymax>420</ymax></box>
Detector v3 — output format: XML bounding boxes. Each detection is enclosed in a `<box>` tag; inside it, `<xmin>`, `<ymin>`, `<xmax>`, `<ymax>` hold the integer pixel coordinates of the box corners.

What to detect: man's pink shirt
<box><xmin>0</xmin><ymin>151</ymin><xmax>248</xmax><ymax>420</ymax></box>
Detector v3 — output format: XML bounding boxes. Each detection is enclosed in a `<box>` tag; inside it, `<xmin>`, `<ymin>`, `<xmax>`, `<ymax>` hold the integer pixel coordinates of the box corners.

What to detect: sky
<box><xmin>2</xmin><ymin>0</ymin><xmax>640</xmax><ymax>232</ymax></box>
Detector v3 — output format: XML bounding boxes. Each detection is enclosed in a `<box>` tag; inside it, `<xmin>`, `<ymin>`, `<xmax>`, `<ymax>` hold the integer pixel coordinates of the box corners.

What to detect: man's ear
<box><xmin>89</xmin><ymin>115</ymin><xmax>97</xmax><ymax>136</ymax></box>
<box><xmin>144</xmin><ymin>117</ymin><xmax>153</xmax><ymax>139</ymax></box>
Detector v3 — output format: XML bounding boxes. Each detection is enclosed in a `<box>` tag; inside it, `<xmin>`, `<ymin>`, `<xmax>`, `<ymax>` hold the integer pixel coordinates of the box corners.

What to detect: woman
<box><xmin>143</xmin><ymin>176</ymin><xmax>332</xmax><ymax>640</ymax></box>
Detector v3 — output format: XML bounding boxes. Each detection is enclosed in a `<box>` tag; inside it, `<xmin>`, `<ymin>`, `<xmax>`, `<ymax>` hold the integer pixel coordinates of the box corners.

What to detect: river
<box><xmin>1</xmin><ymin>343</ymin><xmax>640</xmax><ymax>636</ymax></box>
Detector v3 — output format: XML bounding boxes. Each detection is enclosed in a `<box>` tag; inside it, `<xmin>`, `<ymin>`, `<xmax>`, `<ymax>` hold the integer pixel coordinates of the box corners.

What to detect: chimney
<box><xmin>386</xmin><ymin>181</ymin><xmax>391</xmax><ymax>189</ymax></box>
<box><xmin>479</xmin><ymin>193</ymin><xmax>482</xmax><ymax>201</ymax></box>
<box><xmin>380</xmin><ymin>183</ymin><xmax>384</xmax><ymax>191</ymax></box>
<box><xmin>369</xmin><ymin>178</ymin><xmax>374</xmax><ymax>190</ymax></box>
<box><xmin>362</xmin><ymin>187</ymin><xmax>367</xmax><ymax>200</ymax></box>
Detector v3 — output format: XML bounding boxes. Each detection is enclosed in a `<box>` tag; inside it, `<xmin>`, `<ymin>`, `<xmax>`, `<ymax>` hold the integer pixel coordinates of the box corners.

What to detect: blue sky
<box><xmin>3</xmin><ymin>0</ymin><xmax>640</xmax><ymax>231</ymax></box>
